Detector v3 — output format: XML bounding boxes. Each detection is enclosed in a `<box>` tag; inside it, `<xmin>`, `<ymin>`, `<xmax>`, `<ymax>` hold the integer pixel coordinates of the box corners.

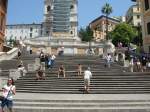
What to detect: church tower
<box><xmin>43</xmin><ymin>0</ymin><xmax>53</xmax><ymax>36</ymax></box>
<box><xmin>43</xmin><ymin>0</ymin><xmax>78</xmax><ymax>39</ymax></box>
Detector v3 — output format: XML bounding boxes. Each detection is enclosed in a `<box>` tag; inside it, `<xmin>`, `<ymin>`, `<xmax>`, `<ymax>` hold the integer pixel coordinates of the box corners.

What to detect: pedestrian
<box><xmin>136</xmin><ymin>59</ymin><xmax>142</xmax><ymax>72</ymax></box>
<box><xmin>36</xmin><ymin>65</ymin><xmax>45</xmax><ymax>80</ymax></box>
<box><xmin>40</xmin><ymin>52</ymin><xmax>45</xmax><ymax>63</ymax></box>
<box><xmin>17</xmin><ymin>49</ymin><xmax>21</xmax><ymax>60</ymax></box>
<box><xmin>84</xmin><ymin>67</ymin><xmax>92</xmax><ymax>93</ymax></box>
<box><xmin>129</xmin><ymin>58</ymin><xmax>134</xmax><ymax>72</ymax></box>
<box><xmin>47</xmin><ymin>55</ymin><xmax>51</xmax><ymax>69</ymax></box>
<box><xmin>1</xmin><ymin>78</ymin><xmax>16</xmax><ymax>112</ymax></box>
<box><xmin>141</xmin><ymin>57</ymin><xmax>147</xmax><ymax>72</ymax></box>
<box><xmin>77</xmin><ymin>64</ymin><xmax>82</xmax><ymax>76</ymax></box>
<box><xmin>45</xmin><ymin>54</ymin><xmax>49</xmax><ymax>68</ymax></box>
<box><xmin>17</xmin><ymin>64</ymin><xmax>27</xmax><ymax>77</ymax></box>
<box><xmin>58</xmin><ymin>47</ymin><xmax>64</xmax><ymax>56</ymax></box>
<box><xmin>50</xmin><ymin>54</ymin><xmax>56</xmax><ymax>68</ymax></box>
<box><xmin>105</xmin><ymin>53</ymin><xmax>112</xmax><ymax>68</ymax></box>
<box><xmin>58</xmin><ymin>64</ymin><xmax>65</xmax><ymax>78</ymax></box>
<box><xmin>29</xmin><ymin>47</ymin><xmax>32</xmax><ymax>54</ymax></box>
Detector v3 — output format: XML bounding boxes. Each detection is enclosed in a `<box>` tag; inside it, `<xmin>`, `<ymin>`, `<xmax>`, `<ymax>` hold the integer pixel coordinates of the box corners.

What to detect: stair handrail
<box><xmin>0</xmin><ymin>47</ymin><xmax>18</xmax><ymax>62</ymax></box>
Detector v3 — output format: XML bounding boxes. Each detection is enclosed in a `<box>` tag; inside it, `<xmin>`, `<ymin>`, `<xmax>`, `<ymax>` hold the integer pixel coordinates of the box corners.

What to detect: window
<box><xmin>47</xmin><ymin>6</ymin><xmax>50</xmax><ymax>12</ymax></box>
<box><xmin>70</xmin><ymin>31</ymin><xmax>73</xmax><ymax>34</ymax></box>
<box><xmin>70</xmin><ymin>5</ymin><xmax>74</xmax><ymax>9</ymax></box>
<box><xmin>137</xmin><ymin>15</ymin><xmax>140</xmax><ymax>19</ymax></box>
<box><xmin>30</xmin><ymin>27</ymin><xmax>33</xmax><ymax>32</ymax></box>
<box><xmin>138</xmin><ymin>22</ymin><xmax>141</xmax><ymax>26</ymax></box>
<box><xmin>46</xmin><ymin>31</ymin><xmax>49</xmax><ymax>35</ymax></box>
<box><xmin>144</xmin><ymin>0</ymin><xmax>149</xmax><ymax>11</ymax></box>
<box><xmin>137</xmin><ymin>6</ymin><xmax>140</xmax><ymax>11</ymax></box>
<box><xmin>30</xmin><ymin>33</ymin><xmax>32</xmax><ymax>38</ymax></box>
<box><xmin>147</xmin><ymin>22</ymin><xmax>150</xmax><ymax>35</ymax></box>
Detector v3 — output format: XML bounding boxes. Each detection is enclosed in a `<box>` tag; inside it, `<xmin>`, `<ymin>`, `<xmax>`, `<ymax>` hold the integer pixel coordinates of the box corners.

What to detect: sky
<box><xmin>7</xmin><ymin>0</ymin><xmax>135</xmax><ymax>28</ymax></box>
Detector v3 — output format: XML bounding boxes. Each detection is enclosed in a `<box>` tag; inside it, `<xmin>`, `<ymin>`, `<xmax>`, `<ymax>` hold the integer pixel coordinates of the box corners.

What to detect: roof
<box><xmin>90</xmin><ymin>15</ymin><xmax>120</xmax><ymax>24</ymax></box>
<box><xmin>6</xmin><ymin>23</ymin><xmax>42</xmax><ymax>27</ymax></box>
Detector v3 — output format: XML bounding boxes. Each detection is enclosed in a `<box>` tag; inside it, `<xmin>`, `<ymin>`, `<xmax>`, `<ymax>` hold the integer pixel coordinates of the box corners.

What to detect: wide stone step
<box><xmin>16</xmin><ymin>88</ymin><xmax>150</xmax><ymax>91</ymax></box>
<box><xmin>13</xmin><ymin>108</ymin><xmax>150</xmax><ymax>112</ymax></box>
<box><xmin>14</xmin><ymin>101</ymin><xmax>150</xmax><ymax>108</ymax></box>
<box><xmin>12</xmin><ymin>93</ymin><xmax>150</xmax><ymax>112</ymax></box>
<box><xmin>16</xmin><ymin>90</ymin><xmax>150</xmax><ymax>94</ymax></box>
<box><xmin>15</xmin><ymin>82</ymin><xmax>150</xmax><ymax>86</ymax></box>
<box><xmin>16</xmin><ymin>78</ymin><xmax>150</xmax><ymax>82</ymax></box>
<box><xmin>16</xmin><ymin>84</ymin><xmax>150</xmax><ymax>88</ymax></box>
<box><xmin>19</xmin><ymin>73</ymin><xmax>150</xmax><ymax>80</ymax></box>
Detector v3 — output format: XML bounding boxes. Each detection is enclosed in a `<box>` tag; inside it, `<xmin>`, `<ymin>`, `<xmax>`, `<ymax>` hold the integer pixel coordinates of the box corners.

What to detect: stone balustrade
<box><xmin>0</xmin><ymin>47</ymin><xmax>18</xmax><ymax>62</ymax></box>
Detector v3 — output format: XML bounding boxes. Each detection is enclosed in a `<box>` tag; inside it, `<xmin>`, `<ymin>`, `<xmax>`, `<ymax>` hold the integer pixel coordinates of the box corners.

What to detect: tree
<box><xmin>101</xmin><ymin>3</ymin><xmax>113</xmax><ymax>40</ymax></box>
<box><xmin>79</xmin><ymin>26</ymin><xmax>93</xmax><ymax>42</ymax></box>
<box><xmin>79</xmin><ymin>26</ymin><xmax>94</xmax><ymax>49</ymax></box>
<box><xmin>108</xmin><ymin>23</ymin><xmax>137</xmax><ymax>47</ymax></box>
<box><xmin>132</xmin><ymin>25</ymin><xmax>143</xmax><ymax>46</ymax></box>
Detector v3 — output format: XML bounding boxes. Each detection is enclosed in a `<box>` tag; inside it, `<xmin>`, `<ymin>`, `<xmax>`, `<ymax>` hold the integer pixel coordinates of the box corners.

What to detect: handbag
<box><xmin>0</xmin><ymin>86</ymin><xmax>13</xmax><ymax>102</ymax></box>
<box><xmin>0</xmin><ymin>95</ymin><xmax>4</xmax><ymax>101</ymax></box>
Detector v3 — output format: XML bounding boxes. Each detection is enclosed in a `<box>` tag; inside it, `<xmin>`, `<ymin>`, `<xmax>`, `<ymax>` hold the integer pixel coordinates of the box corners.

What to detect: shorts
<box><xmin>84</xmin><ymin>79</ymin><xmax>90</xmax><ymax>86</ymax></box>
<box><xmin>1</xmin><ymin>98</ymin><xmax>13</xmax><ymax>108</ymax></box>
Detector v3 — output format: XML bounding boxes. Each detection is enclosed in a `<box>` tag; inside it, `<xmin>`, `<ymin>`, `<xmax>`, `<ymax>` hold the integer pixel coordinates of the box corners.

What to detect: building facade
<box><xmin>90</xmin><ymin>15</ymin><xmax>120</xmax><ymax>42</ymax></box>
<box><xmin>43</xmin><ymin>0</ymin><xmax>78</xmax><ymax>39</ymax></box>
<box><xmin>126</xmin><ymin>4</ymin><xmax>142</xmax><ymax>26</ymax></box>
<box><xmin>5</xmin><ymin>24</ymin><xmax>42</xmax><ymax>41</ymax></box>
<box><xmin>132</xmin><ymin>0</ymin><xmax>150</xmax><ymax>53</ymax></box>
<box><xmin>0</xmin><ymin>0</ymin><xmax>8</xmax><ymax>51</ymax></box>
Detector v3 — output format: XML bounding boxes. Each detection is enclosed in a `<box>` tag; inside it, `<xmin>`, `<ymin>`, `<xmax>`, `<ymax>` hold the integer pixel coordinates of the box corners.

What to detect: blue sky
<box><xmin>7</xmin><ymin>0</ymin><xmax>135</xmax><ymax>28</ymax></box>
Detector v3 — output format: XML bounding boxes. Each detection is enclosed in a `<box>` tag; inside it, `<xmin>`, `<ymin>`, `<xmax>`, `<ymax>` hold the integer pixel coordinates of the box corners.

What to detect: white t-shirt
<box><xmin>51</xmin><ymin>55</ymin><xmax>56</xmax><ymax>60</ymax></box>
<box><xmin>84</xmin><ymin>70</ymin><xmax>92</xmax><ymax>79</ymax></box>
<box><xmin>130</xmin><ymin>59</ymin><xmax>134</xmax><ymax>65</ymax></box>
<box><xmin>2</xmin><ymin>85</ymin><xmax>16</xmax><ymax>100</ymax></box>
<box><xmin>106</xmin><ymin>55</ymin><xmax>111</xmax><ymax>61</ymax></box>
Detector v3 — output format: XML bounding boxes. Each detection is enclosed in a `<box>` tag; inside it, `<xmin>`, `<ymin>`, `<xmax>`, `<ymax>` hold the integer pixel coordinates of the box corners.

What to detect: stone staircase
<box><xmin>13</xmin><ymin>93</ymin><xmax>150</xmax><ymax>112</ymax></box>
<box><xmin>15</xmin><ymin>71</ymin><xmax>150</xmax><ymax>94</ymax></box>
<box><xmin>14</xmin><ymin>53</ymin><xmax>150</xmax><ymax>94</ymax></box>
<box><xmin>1</xmin><ymin>50</ymin><xmax>150</xmax><ymax>112</ymax></box>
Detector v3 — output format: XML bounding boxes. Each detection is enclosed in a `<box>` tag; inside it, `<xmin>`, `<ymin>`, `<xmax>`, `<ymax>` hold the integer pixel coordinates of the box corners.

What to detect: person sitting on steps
<box><xmin>36</xmin><ymin>65</ymin><xmax>45</xmax><ymax>80</ymax></box>
<box><xmin>58</xmin><ymin>64</ymin><xmax>66</xmax><ymax>78</ymax></box>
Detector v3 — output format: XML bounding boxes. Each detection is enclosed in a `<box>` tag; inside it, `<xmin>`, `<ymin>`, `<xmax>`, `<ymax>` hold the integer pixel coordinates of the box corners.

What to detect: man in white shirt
<box><xmin>84</xmin><ymin>67</ymin><xmax>92</xmax><ymax>93</ymax></box>
<box><xmin>106</xmin><ymin>53</ymin><xmax>112</xmax><ymax>68</ymax></box>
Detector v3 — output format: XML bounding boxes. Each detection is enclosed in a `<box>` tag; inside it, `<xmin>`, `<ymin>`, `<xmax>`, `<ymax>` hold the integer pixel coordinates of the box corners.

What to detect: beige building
<box><xmin>132</xmin><ymin>0</ymin><xmax>150</xmax><ymax>53</ymax></box>
<box><xmin>126</xmin><ymin>3</ymin><xmax>142</xmax><ymax>26</ymax></box>
<box><xmin>90</xmin><ymin>15</ymin><xmax>120</xmax><ymax>42</ymax></box>
<box><xmin>0</xmin><ymin>0</ymin><xmax>8</xmax><ymax>51</ymax></box>
<box><xmin>43</xmin><ymin>0</ymin><xmax>78</xmax><ymax>39</ymax></box>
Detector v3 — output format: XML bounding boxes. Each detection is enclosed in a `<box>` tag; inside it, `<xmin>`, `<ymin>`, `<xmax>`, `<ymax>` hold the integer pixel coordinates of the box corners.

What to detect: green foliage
<box><xmin>101</xmin><ymin>3</ymin><xmax>113</xmax><ymax>40</ymax></box>
<box><xmin>101</xmin><ymin>3</ymin><xmax>113</xmax><ymax>16</ymax></box>
<box><xmin>109</xmin><ymin>23</ymin><xmax>137</xmax><ymax>46</ymax></box>
<box><xmin>8</xmin><ymin>38</ymin><xmax>17</xmax><ymax>47</ymax></box>
<box><xmin>79</xmin><ymin>26</ymin><xmax>94</xmax><ymax>42</ymax></box>
<box><xmin>132</xmin><ymin>26</ymin><xmax>143</xmax><ymax>46</ymax></box>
